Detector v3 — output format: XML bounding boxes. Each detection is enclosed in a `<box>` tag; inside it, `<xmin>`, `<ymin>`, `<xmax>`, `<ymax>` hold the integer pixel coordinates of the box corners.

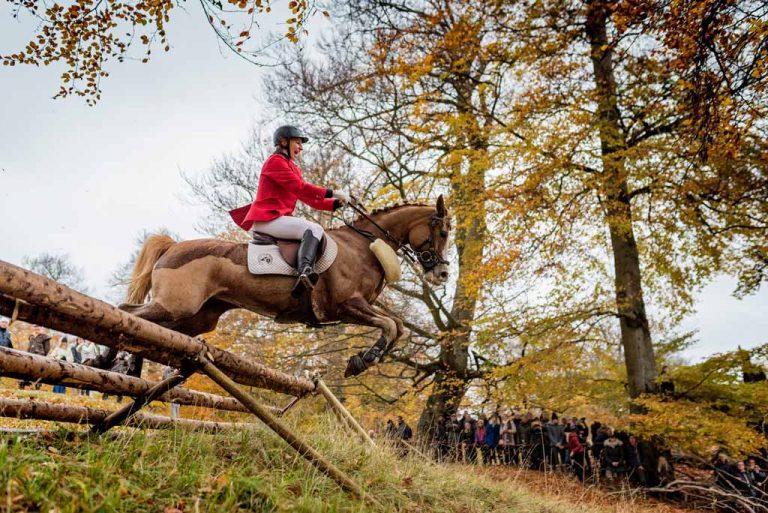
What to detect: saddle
<box><xmin>247</xmin><ymin>231</ymin><xmax>338</xmax><ymax>276</ymax></box>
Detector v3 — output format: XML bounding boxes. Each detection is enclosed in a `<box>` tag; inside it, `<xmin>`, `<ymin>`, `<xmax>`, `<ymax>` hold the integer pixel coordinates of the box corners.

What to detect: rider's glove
<box><xmin>332</xmin><ymin>191</ymin><xmax>352</xmax><ymax>205</ymax></box>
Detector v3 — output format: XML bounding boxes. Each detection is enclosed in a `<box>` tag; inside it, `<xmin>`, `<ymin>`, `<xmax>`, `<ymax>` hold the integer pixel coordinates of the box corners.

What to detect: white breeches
<box><xmin>250</xmin><ymin>216</ymin><xmax>324</xmax><ymax>240</ymax></box>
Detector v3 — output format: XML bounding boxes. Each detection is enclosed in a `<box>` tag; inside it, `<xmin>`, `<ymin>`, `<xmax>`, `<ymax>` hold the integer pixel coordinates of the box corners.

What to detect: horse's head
<box><xmin>407</xmin><ymin>195</ymin><xmax>451</xmax><ymax>285</ymax></box>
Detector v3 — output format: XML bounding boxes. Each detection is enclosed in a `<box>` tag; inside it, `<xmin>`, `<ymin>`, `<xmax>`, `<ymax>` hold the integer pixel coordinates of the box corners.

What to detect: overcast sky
<box><xmin>1</xmin><ymin>3</ymin><xmax>765</xmax><ymax>363</ymax></box>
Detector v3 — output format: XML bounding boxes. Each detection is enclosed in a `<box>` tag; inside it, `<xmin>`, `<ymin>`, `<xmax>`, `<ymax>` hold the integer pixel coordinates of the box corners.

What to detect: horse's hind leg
<box><xmin>337</xmin><ymin>296</ymin><xmax>401</xmax><ymax>378</ymax></box>
<box><xmin>158</xmin><ymin>299</ymin><xmax>232</xmax><ymax>337</ymax></box>
<box><xmin>119</xmin><ymin>301</ymin><xmax>174</xmax><ymax>324</ymax></box>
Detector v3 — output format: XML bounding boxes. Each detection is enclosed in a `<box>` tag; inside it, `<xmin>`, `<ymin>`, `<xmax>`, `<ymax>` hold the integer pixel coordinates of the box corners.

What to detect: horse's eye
<box><xmin>440</xmin><ymin>230</ymin><xmax>448</xmax><ymax>237</ymax></box>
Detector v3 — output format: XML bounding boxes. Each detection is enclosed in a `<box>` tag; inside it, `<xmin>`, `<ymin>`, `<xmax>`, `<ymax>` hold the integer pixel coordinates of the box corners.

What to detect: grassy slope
<box><xmin>0</xmin><ymin>386</ymin><xmax>689</xmax><ymax>513</ymax></box>
<box><xmin>0</xmin><ymin>411</ymin><xmax>693</xmax><ymax>513</ymax></box>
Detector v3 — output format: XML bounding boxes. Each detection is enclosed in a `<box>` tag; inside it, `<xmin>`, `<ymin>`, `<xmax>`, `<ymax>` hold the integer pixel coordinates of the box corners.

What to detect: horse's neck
<box><xmin>359</xmin><ymin>206</ymin><xmax>434</xmax><ymax>244</ymax></box>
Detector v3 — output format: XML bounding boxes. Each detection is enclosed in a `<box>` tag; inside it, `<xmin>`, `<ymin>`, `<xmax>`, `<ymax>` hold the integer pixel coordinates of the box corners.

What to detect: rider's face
<box><xmin>288</xmin><ymin>138</ymin><xmax>303</xmax><ymax>159</ymax></box>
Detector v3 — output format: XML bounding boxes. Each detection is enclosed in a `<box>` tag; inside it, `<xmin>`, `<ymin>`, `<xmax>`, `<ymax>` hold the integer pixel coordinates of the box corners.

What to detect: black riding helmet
<box><xmin>273</xmin><ymin>125</ymin><xmax>309</xmax><ymax>147</ymax></box>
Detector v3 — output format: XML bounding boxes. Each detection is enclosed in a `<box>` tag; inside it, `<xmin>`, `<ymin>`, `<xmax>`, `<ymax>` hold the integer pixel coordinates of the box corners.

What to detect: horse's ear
<box><xmin>436</xmin><ymin>194</ymin><xmax>446</xmax><ymax>215</ymax></box>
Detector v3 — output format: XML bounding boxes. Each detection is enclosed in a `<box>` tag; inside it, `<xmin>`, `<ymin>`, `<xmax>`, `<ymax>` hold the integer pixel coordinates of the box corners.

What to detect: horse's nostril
<box><xmin>440</xmin><ymin>271</ymin><xmax>448</xmax><ymax>279</ymax></box>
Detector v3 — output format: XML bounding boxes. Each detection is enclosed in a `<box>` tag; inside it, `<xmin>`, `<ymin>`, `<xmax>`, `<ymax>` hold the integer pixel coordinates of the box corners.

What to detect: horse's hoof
<box><xmin>344</xmin><ymin>354</ymin><xmax>367</xmax><ymax>378</ymax></box>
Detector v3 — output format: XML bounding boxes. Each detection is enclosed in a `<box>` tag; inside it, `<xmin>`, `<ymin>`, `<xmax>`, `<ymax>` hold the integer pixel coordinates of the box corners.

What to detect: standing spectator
<box><xmin>432</xmin><ymin>415</ymin><xmax>448</xmax><ymax>462</ymax></box>
<box><xmin>530</xmin><ymin>419</ymin><xmax>547</xmax><ymax>470</ymax></box>
<box><xmin>78</xmin><ymin>339</ymin><xmax>99</xmax><ymax>365</ymax></box>
<box><xmin>0</xmin><ymin>319</ymin><xmax>13</xmax><ymax>349</ymax></box>
<box><xmin>546</xmin><ymin>414</ymin><xmax>566</xmax><ymax>468</ymax></box>
<box><xmin>20</xmin><ymin>326</ymin><xmax>51</xmax><ymax>390</ymax></box>
<box><xmin>731</xmin><ymin>460</ymin><xmax>757</xmax><ymax>498</ymax></box>
<box><xmin>568</xmin><ymin>430</ymin><xmax>587</xmax><ymax>482</ymax></box>
<box><xmin>746</xmin><ymin>457</ymin><xmax>767</xmax><ymax>490</ymax></box>
<box><xmin>656</xmin><ymin>455</ymin><xmax>675</xmax><ymax>487</ymax></box>
<box><xmin>446</xmin><ymin>413</ymin><xmax>462</xmax><ymax>462</ymax></box>
<box><xmin>500</xmin><ymin>414</ymin><xmax>518</xmax><ymax>465</ymax></box>
<box><xmin>163</xmin><ymin>366</ymin><xmax>180</xmax><ymax>419</ymax></box>
<box><xmin>626</xmin><ymin>435</ymin><xmax>649</xmax><ymax>486</ymax></box>
<box><xmin>592</xmin><ymin>426</ymin><xmax>608</xmax><ymax>473</ymax></box>
<box><xmin>460</xmin><ymin>421</ymin><xmax>476</xmax><ymax>464</ymax></box>
<box><xmin>714</xmin><ymin>451</ymin><xmax>735</xmax><ymax>490</ymax></box>
<box><xmin>518</xmin><ymin>412</ymin><xmax>533</xmax><ymax>464</ymax></box>
<box><xmin>0</xmin><ymin>319</ymin><xmax>13</xmax><ymax>383</ymax></box>
<box><xmin>103</xmin><ymin>351</ymin><xmax>131</xmax><ymax>403</ymax></box>
<box><xmin>474</xmin><ymin>419</ymin><xmax>487</xmax><ymax>464</ymax></box>
<box><xmin>49</xmin><ymin>338</ymin><xmax>73</xmax><ymax>393</ymax></box>
<box><xmin>384</xmin><ymin>419</ymin><xmax>397</xmax><ymax>439</ymax></box>
<box><xmin>601</xmin><ymin>431</ymin><xmax>626</xmax><ymax>486</ymax></box>
<box><xmin>485</xmin><ymin>415</ymin><xmax>502</xmax><ymax>465</ymax></box>
<box><xmin>396</xmin><ymin>416</ymin><xmax>413</xmax><ymax>441</ymax></box>
<box><xmin>77</xmin><ymin>338</ymin><xmax>99</xmax><ymax>396</ymax></box>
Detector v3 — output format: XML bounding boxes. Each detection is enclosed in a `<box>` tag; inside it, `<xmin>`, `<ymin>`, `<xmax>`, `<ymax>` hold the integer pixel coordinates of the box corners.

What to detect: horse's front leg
<box><xmin>338</xmin><ymin>296</ymin><xmax>402</xmax><ymax>377</ymax></box>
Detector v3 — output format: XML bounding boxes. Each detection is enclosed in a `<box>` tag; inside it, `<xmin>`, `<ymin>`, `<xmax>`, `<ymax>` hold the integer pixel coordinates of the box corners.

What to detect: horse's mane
<box><xmin>351</xmin><ymin>202</ymin><xmax>432</xmax><ymax>225</ymax></box>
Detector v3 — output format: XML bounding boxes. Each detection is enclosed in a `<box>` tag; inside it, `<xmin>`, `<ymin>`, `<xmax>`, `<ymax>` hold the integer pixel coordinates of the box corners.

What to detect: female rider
<box><xmin>230</xmin><ymin>125</ymin><xmax>352</xmax><ymax>297</ymax></box>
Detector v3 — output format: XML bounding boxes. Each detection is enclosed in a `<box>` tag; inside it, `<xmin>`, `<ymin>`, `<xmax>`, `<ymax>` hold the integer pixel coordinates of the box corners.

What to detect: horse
<box><xmin>119</xmin><ymin>197</ymin><xmax>451</xmax><ymax>377</ymax></box>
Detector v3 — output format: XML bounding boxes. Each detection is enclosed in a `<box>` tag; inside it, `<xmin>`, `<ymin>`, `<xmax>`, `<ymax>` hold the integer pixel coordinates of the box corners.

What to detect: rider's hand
<box><xmin>333</xmin><ymin>191</ymin><xmax>351</xmax><ymax>205</ymax></box>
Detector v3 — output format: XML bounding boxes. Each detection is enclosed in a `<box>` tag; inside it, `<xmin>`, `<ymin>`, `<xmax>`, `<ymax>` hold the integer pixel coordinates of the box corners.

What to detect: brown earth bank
<box><xmin>473</xmin><ymin>465</ymin><xmax>698</xmax><ymax>513</ymax></box>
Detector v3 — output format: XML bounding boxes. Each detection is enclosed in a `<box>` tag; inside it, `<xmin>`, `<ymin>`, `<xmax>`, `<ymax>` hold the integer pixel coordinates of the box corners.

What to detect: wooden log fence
<box><xmin>0</xmin><ymin>347</ymin><xmax>276</xmax><ymax>414</ymax></box>
<box><xmin>0</xmin><ymin>397</ymin><xmax>250</xmax><ymax>433</ymax></box>
<box><xmin>0</xmin><ymin>264</ymin><xmax>314</xmax><ymax>397</ymax></box>
<box><xmin>0</xmin><ymin>260</ymin><xmax>378</xmax><ymax>502</ymax></box>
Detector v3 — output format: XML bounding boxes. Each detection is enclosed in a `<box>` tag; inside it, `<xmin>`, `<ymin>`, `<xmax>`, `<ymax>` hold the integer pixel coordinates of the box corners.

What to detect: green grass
<box><xmin>0</xmin><ymin>414</ymin><xmax>607</xmax><ymax>513</ymax></box>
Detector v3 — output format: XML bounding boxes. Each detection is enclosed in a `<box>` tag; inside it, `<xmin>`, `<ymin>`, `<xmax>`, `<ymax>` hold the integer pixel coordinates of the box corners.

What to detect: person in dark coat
<box><xmin>747</xmin><ymin>457</ymin><xmax>767</xmax><ymax>491</ymax></box>
<box><xmin>432</xmin><ymin>415</ymin><xmax>448</xmax><ymax>462</ymax></box>
<box><xmin>626</xmin><ymin>435</ymin><xmax>649</xmax><ymax>486</ymax></box>
<box><xmin>384</xmin><ymin>419</ymin><xmax>397</xmax><ymax>439</ymax></box>
<box><xmin>446</xmin><ymin>413</ymin><xmax>462</xmax><ymax>462</ymax></box>
<box><xmin>20</xmin><ymin>326</ymin><xmax>51</xmax><ymax>389</ymax></box>
<box><xmin>460</xmin><ymin>421</ymin><xmax>476</xmax><ymax>464</ymax></box>
<box><xmin>102</xmin><ymin>351</ymin><xmax>131</xmax><ymax>403</ymax></box>
<box><xmin>529</xmin><ymin>419</ymin><xmax>547</xmax><ymax>470</ymax></box>
<box><xmin>396</xmin><ymin>416</ymin><xmax>413</xmax><ymax>441</ymax></box>
<box><xmin>601</xmin><ymin>431</ymin><xmax>626</xmax><ymax>485</ymax></box>
<box><xmin>0</xmin><ymin>319</ymin><xmax>13</xmax><ymax>349</ymax></box>
<box><xmin>731</xmin><ymin>460</ymin><xmax>757</xmax><ymax>497</ymax></box>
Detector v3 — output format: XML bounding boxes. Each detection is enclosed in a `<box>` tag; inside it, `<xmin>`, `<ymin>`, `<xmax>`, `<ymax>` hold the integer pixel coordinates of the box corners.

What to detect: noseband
<box><xmin>344</xmin><ymin>204</ymin><xmax>448</xmax><ymax>273</ymax></box>
<box><xmin>410</xmin><ymin>214</ymin><xmax>450</xmax><ymax>272</ymax></box>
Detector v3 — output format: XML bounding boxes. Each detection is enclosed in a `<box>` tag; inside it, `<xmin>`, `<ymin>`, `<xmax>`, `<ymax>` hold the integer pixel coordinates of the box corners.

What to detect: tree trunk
<box><xmin>585</xmin><ymin>0</ymin><xmax>658</xmax><ymax>398</ymax></box>
<box><xmin>417</xmin><ymin>130</ymin><xmax>488</xmax><ymax>437</ymax></box>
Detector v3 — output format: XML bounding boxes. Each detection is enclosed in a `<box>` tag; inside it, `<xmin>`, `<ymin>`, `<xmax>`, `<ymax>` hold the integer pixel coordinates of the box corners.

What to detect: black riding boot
<box><xmin>291</xmin><ymin>229</ymin><xmax>322</xmax><ymax>299</ymax></box>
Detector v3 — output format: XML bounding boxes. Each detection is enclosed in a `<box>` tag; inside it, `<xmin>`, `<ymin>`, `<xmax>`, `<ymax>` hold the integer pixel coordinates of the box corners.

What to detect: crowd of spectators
<box><xmin>0</xmin><ymin>319</ymin><xmax>182</xmax><ymax>417</ymax></box>
<box><xmin>0</xmin><ymin>320</ymin><xmax>125</xmax><ymax>392</ymax></box>
<box><xmin>382</xmin><ymin>409</ymin><xmax>761</xmax><ymax>500</ymax></box>
<box><xmin>713</xmin><ymin>451</ymin><xmax>768</xmax><ymax>500</ymax></box>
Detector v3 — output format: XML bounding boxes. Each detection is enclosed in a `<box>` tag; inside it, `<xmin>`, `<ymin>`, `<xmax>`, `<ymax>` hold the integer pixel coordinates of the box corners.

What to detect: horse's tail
<box><xmin>125</xmin><ymin>234</ymin><xmax>177</xmax><ymax>304</ymax></box>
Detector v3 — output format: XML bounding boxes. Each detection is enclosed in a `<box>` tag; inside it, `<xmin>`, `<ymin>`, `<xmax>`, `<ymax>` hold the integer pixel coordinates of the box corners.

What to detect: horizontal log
<box><xmin>0</xmin><ymin>347</ymin><xmax>278</xmax><ymax>413</ymax></box>
<box><xmin>0</xmin><ymin>397</ymin><xmax>251</xmax><ymax>432</ymax></box>
<box><xmin>0</xmin><ymin>260</ymin><xmax>315</xmax><ymax>396</ymax></box>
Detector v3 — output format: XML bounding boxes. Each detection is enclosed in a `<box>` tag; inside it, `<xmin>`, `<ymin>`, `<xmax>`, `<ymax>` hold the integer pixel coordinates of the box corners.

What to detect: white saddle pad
<box><xmin>247</xmin><ymin>236</ymin><xmax>338</xmax><ymax>276</ymax></box>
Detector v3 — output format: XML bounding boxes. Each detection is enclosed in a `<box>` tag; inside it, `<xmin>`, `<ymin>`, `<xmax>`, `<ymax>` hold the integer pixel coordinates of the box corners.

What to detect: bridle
<box><xmin>344</xmin><ymin>203</ymin><xmax>449</xmax><ymax>272</ymax></box>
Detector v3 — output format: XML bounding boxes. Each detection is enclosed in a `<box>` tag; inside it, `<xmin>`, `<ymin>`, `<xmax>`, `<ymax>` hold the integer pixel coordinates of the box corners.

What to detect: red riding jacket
<box><xmin>229</xmin><ymin>152</ymin><xmax>337</xmax><ymax>231</ymax></box>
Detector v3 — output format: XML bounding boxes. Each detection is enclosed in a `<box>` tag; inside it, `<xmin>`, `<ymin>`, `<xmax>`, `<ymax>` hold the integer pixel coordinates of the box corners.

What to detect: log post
<box><xmin>315</xmin><ymin>378</ymin><xmax>375</xmax><ymax>448</ymax></box>
<box><xmin>91</xmin><ymin>365</ymin><xmax>194</xmax><ymax>434</ymax></box>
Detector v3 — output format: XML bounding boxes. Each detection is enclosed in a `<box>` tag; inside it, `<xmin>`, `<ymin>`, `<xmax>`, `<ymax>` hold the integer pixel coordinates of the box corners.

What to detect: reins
<box><xmin>343</xmin><ymin>203</ymin><xmax>418</xmax><ymax>264</ymax></box>
<box><xmin>343</xmin><ymin>202</ymin><xmax>449</xmax><ymax>270</ymax></box>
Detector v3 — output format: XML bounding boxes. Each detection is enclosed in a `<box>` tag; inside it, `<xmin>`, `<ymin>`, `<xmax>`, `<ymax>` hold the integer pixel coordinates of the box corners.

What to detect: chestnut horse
<box><xmin>120</xmin><ymin>197</ymin><xmax>451</xmax><ymax>377</ymax></box>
